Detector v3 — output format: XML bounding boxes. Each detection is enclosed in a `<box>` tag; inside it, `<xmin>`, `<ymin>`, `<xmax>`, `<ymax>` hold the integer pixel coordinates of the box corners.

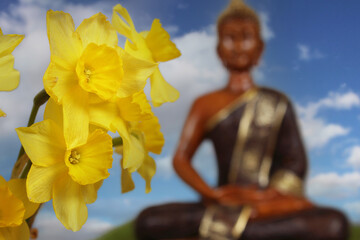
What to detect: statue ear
<box><xmin>217</xmin><ymin>42</ymin><xmax>226</xmax><ymax>65</ymax></box>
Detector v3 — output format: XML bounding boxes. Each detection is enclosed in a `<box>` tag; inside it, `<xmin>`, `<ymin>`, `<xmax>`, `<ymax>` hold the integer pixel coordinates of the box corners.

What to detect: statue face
<box><xmin>217</xmin><ymin>17</ymin><xmax>263</xmax><ymax>71</ymax></box>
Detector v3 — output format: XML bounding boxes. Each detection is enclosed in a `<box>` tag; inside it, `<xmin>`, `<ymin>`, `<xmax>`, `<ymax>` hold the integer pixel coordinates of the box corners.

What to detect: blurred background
<box><xmin>0</xmin><ymin>0</ymin><xmax>360</xmax><ymax>239</ymax></box>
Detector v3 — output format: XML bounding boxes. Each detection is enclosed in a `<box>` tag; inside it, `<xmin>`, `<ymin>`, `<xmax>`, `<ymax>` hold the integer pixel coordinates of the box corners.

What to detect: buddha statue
<box><xmin>135</xmin><ymin>0</ymin><xmax>349</xmax><ymax>239</ymax></box>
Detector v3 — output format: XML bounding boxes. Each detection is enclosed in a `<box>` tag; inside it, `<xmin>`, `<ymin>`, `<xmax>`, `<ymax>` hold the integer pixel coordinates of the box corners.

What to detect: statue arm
<box><xmin>173</xmin><ymin>97</ymin><xmax>263</xmax><ymax>206</ymax></box>
<box><xmin>173</xmin><ymin>99</ymin><xmax>218</xmax><ymax>201</ymax></box>
<box><xmin>269</xmin><ymin>100</ymin><xmax>308</xmax><ymax>197</ymax></box>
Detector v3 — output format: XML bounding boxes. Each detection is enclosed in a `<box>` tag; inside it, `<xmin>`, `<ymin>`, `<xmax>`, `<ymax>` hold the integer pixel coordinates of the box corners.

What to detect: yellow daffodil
<box><xmin>0</xmin><ymin>28</ymin><xmax>24</xmax><ymax>117</ymax></box>
<box><xmin>112</xmin><ymin>4</ymin><xmax>181</xmax><ymax>107</ymax></box>
<box><xmin>87</xmin><ymin>91</ymin><xmax>153</xmax><ymax>172</ymax></box>
<box><xmin>114</xmin><ymin>93</ymin><xmax>164</xmax><ymax>193</ymax></box>
<box><xmin>16</xmin><ymin>106</ymin><xmax>113</xmax><ymax>231</ymax></box>
<box><xmin>0</xmin><ymin>176</ymin><xmax>39</xmax><ymax>240</ymax></box>
<box><xmin>43</xmin><ymin>10</ymin><xmax>156</xmax><ymax>149</ymax></box>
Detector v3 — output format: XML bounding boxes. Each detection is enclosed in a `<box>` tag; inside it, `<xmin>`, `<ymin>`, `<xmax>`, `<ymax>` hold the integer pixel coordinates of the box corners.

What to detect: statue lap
<box><xmin>135</xmin><ymin>202</ymin><xmax>349</xmax><ymax>240</ymax></box>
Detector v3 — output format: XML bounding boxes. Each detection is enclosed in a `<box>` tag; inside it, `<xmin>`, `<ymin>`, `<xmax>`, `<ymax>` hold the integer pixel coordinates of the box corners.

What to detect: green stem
<box><xmin>16</xmin><ymin>89</ymin><xmax>49</xmax><ymax>179</ymax></box>
<box><xmin>112</xmin><ymin>136</ymin><xmax>123</xmax><ymax>147</ymax></box>
<box><xmin>19</xmin><ymin>160</ymin><xmax>32</xmax><ymax>179</ymax></box>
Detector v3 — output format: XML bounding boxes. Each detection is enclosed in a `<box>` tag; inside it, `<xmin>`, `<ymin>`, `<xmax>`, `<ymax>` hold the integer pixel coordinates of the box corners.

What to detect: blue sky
<box><xmin>1</xmin><ymin>0</ymin><xmax>360</xmax><ymax>239</ymax></box>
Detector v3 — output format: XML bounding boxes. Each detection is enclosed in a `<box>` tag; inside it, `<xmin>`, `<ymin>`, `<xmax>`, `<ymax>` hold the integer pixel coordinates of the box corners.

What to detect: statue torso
<box><xmin>204</xmin><ymin>87</ymin><xmax>291</xmax><ymax>188</ymax></box>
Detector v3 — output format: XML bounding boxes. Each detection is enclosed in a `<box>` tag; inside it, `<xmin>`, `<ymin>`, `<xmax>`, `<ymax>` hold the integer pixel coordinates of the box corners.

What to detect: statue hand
<box><xmin>250</xmin><ymin>195</ymin><xmax>314</xmax><ymax>219</ymax></box>
<box><xmin>211</xmin><ymin>185</ymin><xmax>280</xmax><ymax>206</ymax></box>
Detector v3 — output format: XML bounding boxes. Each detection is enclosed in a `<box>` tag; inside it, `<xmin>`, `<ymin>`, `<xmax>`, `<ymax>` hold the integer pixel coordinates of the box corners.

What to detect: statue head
<box><xmin>217</xmin><ymin>0</ymin><xmax>264</xmax><ymax>71</ymax></box>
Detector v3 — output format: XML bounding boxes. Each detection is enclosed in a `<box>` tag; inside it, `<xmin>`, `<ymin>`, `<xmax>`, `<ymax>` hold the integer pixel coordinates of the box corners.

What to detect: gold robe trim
<box><xmin>258</xmin><ymin>94</ymin><xmax>288</xmax><ymax>187</ymax></box>
<box><xmin>269</xmin><ymin>169</ymin><xmax>304</xmax><ymax>197</ymax></box>
<box><xmin>232</xmin><ymin>205</ymin><xmax>253</xmax><ymax>239</ymax></box>
<box><xmin>199</xmin><ymin>205</ymin><xmax>253</xmax><ymax>240</ymax></box>
<box><xmin>205</xmin><ymin>87</ymin><xmax>258</xmax><ymax>132</ymax></box>
<box><xmin>228</xmin><ymin>95</ymin><xmax>258</xmax><ymax>183</ymax></box>
<box><xmin>228</xmin><ymin>89</ymin><xmax>288</xmax><ymax>185</ymax></box>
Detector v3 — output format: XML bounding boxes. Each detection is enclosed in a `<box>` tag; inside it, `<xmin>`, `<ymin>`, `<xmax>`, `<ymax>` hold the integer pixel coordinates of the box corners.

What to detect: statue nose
<box><xmin>233</xmin><ymin>41</ymin><xmax>248</xmax><ymax>53</ymax></box>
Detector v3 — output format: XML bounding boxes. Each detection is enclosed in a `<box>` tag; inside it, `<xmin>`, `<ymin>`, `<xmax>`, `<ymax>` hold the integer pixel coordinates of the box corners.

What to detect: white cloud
<box><xmin>156</xmin><ymin>155</ymin><xmax>175</xmax><ymax>179</ymax></box>
<box><xmin>344</xmin><ymin>201</ymin><xmax>360</xmax><ymax>214</ymax></box>
<box><xmin>318</xmin><ymin>91</ymin><xmax>360</xmax><ymax>110</ymax></box>
<box><xmin>298</xmin><ymin>117</ymin><xmax>349</xmax><ymax>150</ymax></box>
<box><xmin>88</xmin><ymin>196</ymin><xmax>181</xmax><ymax>224</ymax></box>
<box><xmin>259</xmin><ymin>12</ymin><xmax>274</xmax><ymax>41</ymax></box>
<box><xmin>35</xmin><ymin>212</ymin><xmax>114</xmax><ymax>240</ymax></box>
<box><xmin>346</xmin><ymin>146</ymin><xmax>360</xmax><ymax>169</ymax></box>
<box><xmin>296</xmin><ymin>90</ymin><xmax>359</xmax><ymax>149</ymax></box>
<box><xmin>307</xmin><ymin>172</ymin><xmax>360</xmax><ymax>199</ymax></box>
<box><xmin>344</xmin><ymin>202</ymin><xmax>360</xmax><ymax>222</ymax></box>
<box><xmin>152</xmin><ymin>26</ymin><xmax>226</xmax><ymax>136</ymax></box>
<box><xmin>164</xmin><ymin>24</ymin><xmax>179</xmax><ymax>35</ymax></box>
<box><xmin>155</xmin><ymin>141</ymin><xmax>217</xmax><ymax>185</ymax></box>
<box><xmin>297</xmin><ymin>44</ymin><xmax>324</xmax><ymax>61</ymax></box>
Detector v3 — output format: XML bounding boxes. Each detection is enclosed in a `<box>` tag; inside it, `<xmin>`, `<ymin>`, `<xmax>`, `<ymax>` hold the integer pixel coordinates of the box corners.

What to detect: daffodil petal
<box><xmin>62</xmin><ymin>86</ymin><xmax>89</xmax><ymax>149</ymax></box>
<box><xmin>8</xmin><ymin>179</ymin><xmax>40</xmax><ymax>219</ymax></box>
<box><xmin>0</xmin><ymin>176</ymin><xmax>25</xmax><ymax>227</ymax></box>
<box><xmin>135</xmin><ymin>116</ymin><xmax>164</xmax><ymax>154</ymax></box>
<box><xmin>0</xmin><ymin>108</ymin><xmax>5</xmax><ymax>117</ymax></box>
<box><xmin>43</xmin><ymin>62</ymin><xmax>78</xmax><ymax>103</ymax></box>
<box><xmin>112</xmin><ymin>118</ymin><xmax>146</xmax><ymax>172</ymax></box>
<box><xmin>76</xmin><ymin>13</ymin><xmax>118</xmax><ymax>48</ymax></box>
<box><xmin>124</xmin><ymin>38</ymin><xmax>154</xmax><ymax>63</ymax></box>
<box><xmin>89</xmin><ymin>101</ymin><xmax>118</xmax><ymax>132</ymax></box>
<box><xmin>130</xmin><ymin>91</ymin><xmax>153</xmax><ymax>116</ymax></box>
<box><xmin>46</xmin><ymin>10</ymin><xmax>82</xmax><ymax>69</ymax></box>
<box><xmin>145</xmin><ymin>19</ymin><xmax>181</xmax><ymax>62</ymax></box>
<box><xmin>26</xmin><ymin>162</ymin><xmax>66</xmax><ymax>203</ymax></box>
<box><xmin>117</xmin><ymin>50</ymin><xmax>157</xmax><ymax>98</ymax></box>
<box><xmin>81</xmin><ymin>180</ymin><xmax>103</xmax><ymax>204</ymax></box>
<box><xmin>16</xmin><ymin>120</ymin><xmax>66</xmax><ymax>167</ymax></box>
<box><xmin>0</xmin><ymin>31</ymin><xmax>24</xmax><ymax>58</ymax></box>
<box><xmin>44</xmin><ymin>97</ymin><xmax>63</xmax><ymax>128</ymax></box>
<box><xmin>53</xmin><ymin>174</ymin><xmax>87</xmax><ymax>232</ymax></box>
<box><xmin>0</xmin><ymin>55</ymin><xmax>20</xmax><ymax>91</ymax></box>
<box><xmin>0</xmin><ymin>222</ymin><xmax>30</xmax><ymax>240</ymax></box>
<box><xmin>67</xmin><ymin>129</ymin><xmax>113</xmax><ymax>185</ymax></box>
<box><xmin>137</xmin><ymin>155</ymin><xmax>156</xmax><ymax>193</ymax></box>
<box><xmin>117</xmin><ymin>95</ymin><xmax>152</xmax><ymax>122</ymax></box>
<box><xmin>112</xmin><ymin>4</ymin><xmax>136</xmax><ymax>42</ymax></box>
<box><xmin>121</xmin><ymin>159</ymin><xmax>135</xmax><ymax>193</ymax></box>
<box><xmin>150</xmin><ymin>67</ymin><xmax>180</xmax><ymax>107</ymax></box>
<box><xmin>0</xmin><ymin>176</ymin><xmax>5</xmax><ymax>186</ymax></box>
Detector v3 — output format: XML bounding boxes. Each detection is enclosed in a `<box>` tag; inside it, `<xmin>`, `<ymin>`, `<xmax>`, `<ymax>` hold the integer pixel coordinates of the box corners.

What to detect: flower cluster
<box><xmin>3</xmin><ymin>3</ymin><xmax>181</xmax><ymax>233</ymax></box>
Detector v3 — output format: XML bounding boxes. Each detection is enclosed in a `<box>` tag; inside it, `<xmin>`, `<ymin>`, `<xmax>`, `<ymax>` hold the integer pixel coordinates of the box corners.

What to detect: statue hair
<box><xmin>217</xmin><ymin>0</ymin><xmax>261</xmax><ymax>30</ymax></box>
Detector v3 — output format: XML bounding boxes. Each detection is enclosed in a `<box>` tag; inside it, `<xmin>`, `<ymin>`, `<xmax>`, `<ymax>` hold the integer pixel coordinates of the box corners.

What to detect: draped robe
<box><xmin>135</xmin><ymin>87</ymin><xmax>349</xmax><ymax>240</ymax></box>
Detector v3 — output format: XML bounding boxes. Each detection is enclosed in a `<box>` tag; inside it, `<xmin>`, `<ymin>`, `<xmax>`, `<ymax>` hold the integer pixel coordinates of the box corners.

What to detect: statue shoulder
<box><xmin>189</xmin><ymin>90</ymin><xmax>228</xmax><ymax>123</ymax></box>
<box><xmin>257</xmin><ymin>86</ymin><xmax>291</xmax><ymax>104</ymax></box>
<box><xmin>191</xmin><ymin>90</ymin><xmax>225</xmax><ymax>116</ymax></box>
